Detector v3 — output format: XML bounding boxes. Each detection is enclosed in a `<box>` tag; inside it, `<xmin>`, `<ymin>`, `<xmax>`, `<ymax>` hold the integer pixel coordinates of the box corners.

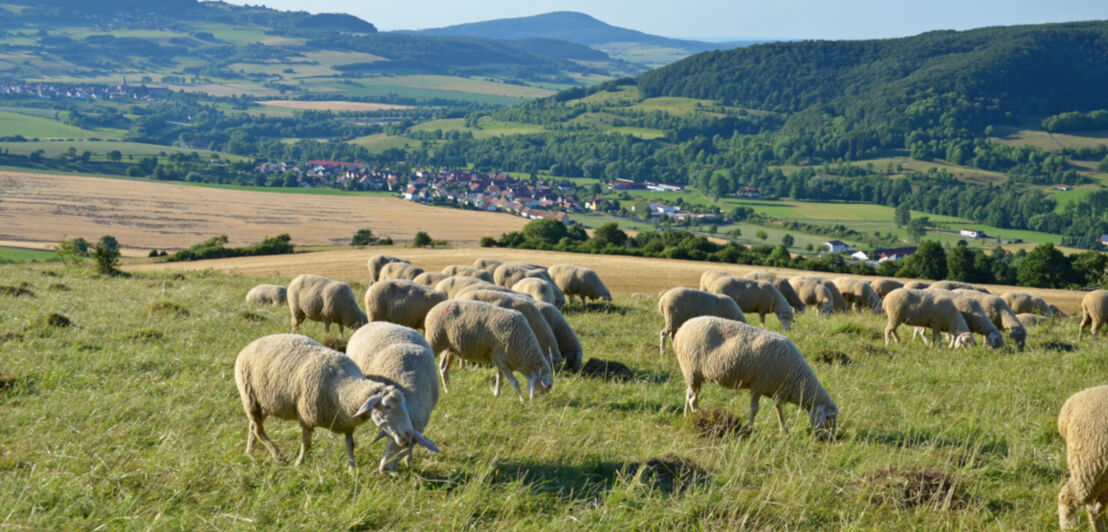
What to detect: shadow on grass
<box><xmin>854</xmin><ymin>427</ymin><xmax>1009</xmax><ymax>458</ymax></box>
<box><xmin>562</xmin><ymin>302</ymin><xmax>628</xmax><ymax>315</ymax></box>
<box><xmin>574</xmin><ymin>358</ymin><xmax>671</xmax><ymax>384</ymax></box>
<box><xmin>491</xmin><ymin>459</ymin><xmax>623</xmax><ymax>501</ymax></box>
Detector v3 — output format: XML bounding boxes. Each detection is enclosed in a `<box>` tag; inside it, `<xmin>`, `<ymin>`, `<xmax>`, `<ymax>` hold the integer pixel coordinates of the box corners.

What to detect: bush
<box><xmin>480</xmin><ymin>236</ymin><xmax>497</xmax><ymax>247</ymax></box>
<box><xmin>412</xmin><ymin>232</ymin><xmax>433</xmax><ymax>248</ymax></box>
<box><xmin>92</xmin><ymin>235</ymin><xmax>121</xmax><ymax>275</ymax></box>
<box><xmin>166</xmin><ymin>234</ymin><xmax>294</xmax><ymax>262</ymax></box>
<box><xmin>350</xmin><ymin>228</ymin><xmax>377</xmax><ymax>246</ymax></box>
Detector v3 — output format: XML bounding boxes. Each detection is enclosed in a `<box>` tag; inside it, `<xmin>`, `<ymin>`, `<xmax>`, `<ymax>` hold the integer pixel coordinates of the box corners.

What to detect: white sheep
<box><xmin>658</xmin><ymin>287</ymin><xmax>746</xmax><ymax>355</ymax></box>
<box><xmin>378</xmin><ymin>262</ymin><xmax>426</xmax><ymax>282</ymax></box>
<box><xmin>832</xmin><ymin>277</ymin><xmax>883</xmax><ymax>313</ymax></box>
<box><xmin>882</xmin><ymin>288</ymin><xmax>975</xmax><ymax>349</ymax></box>
<box><xmin>746</xmin><ymin>272</ymin><xmax>806</xmax><ymax>313</ymax></box>
<box><xmin>787</xmin><ymin>277</ymin><xmax>835</xmax><ymax>315</ymax></box>
<box><xmin>473</xmin><ymin>257</ymin><xmax>505</xmax><ymax>275</ymax></box>
<box><xmin>792</xmin><ymin>275</ymin><xmax>847</xmax><ymax>312</ymax></box>
<box><xmin>288</xmin><ymin>274</ymin><xmax>367</xmax><ymax>335</ymax></box>
<box><xmin>364</xmin><ymin>279</ymin><xmax>447</xmax><ymax>330</ymax></box>
<box><xmin>870</xmin><ymin>279</ymin><xmax>904</xmax><ymax>300</ymax></box>
<box><xmin>493</xmin><ymin>263</ymin><xmax>553</xmax><ymax>288</ymax></box>
<box><xmin>1016</xmin><ymin>313</ymin><xmax>1051</xmax><ymax>327</ymax></box>
<box><xmin>910</xmin><ymin>289</ymin><xmax>1004</xmax><ymax>349</ymax></box>
<box><xmin>435</xmin><ymin>276</ymin><xmax>495</xmax><ymax>299</ymax></box>
<box><xmin>1057</xmin><ymin>384</ymin><xmax>1108</xmax><ymax>530</ymax></box>
<box><xmin>413</xmin><ymin>271</ymin><xmax>451</xmax><ymax>287</ymax></box>
<box><xmin>441</xmin><ymin>265</ymin><xmax>494</xmax><ymax>282</ymax></box>
<box><xmin>1001</xmin><ymin>291</ymin><xmax>1054</xmax><ymax>316</ymax></box>
<box><xmin>698</xmin><ymin>269</ymin><xmax>733</xmax><ymax>291</ymax></box>
<box><xmin>346</xmin><ymin>323</ymin><xmax>439</xmax><ymax>473</ymax></box>
<box><xmin>902</xmin><ymin>280</ymin><xmax>931</xmax><ymax>290</ymax></box>
<box><xmin>673</xmin><ymin>316</ymin><xmax>838</xmax><ymax>438</ymax></box>
<box><xmin>708</xmin><ymin>276</ymin><xmax>793</xmax><ymax>330</ymax></box>
<box><xmin>930</xmin><ymin>280</ymin><xmax>990</xmax><ymax>293</ymax></box>
<box><xmin>548</xmin><ymin>264</ymin><xmax>612</xmax><ymax>305</ymax></box>
<box><xmin>456</xmin><ymin>289</ymin><xmax>562</xmax><ymax>365</ymax></box>
<box><xmin>1079</xmin><ymin>290</ymin><xmax>1108</xmax><ymax>340</ymax></box>
<box><xmin>234</xmin><ymin>334</ymin><xmax>437</xmax><ymax>468</ymax></box>
<box><xmin>423</xmin><ymin>300</ymin><xmax>554</xmax><ymax>400</ymax></box>
<box><xmin>246</xmin><ymin>284</ymin><xmax>287</xmax><ymax>305</ymax></box>
<box><xmin>367</xmin><ymin>254</ymin><xmax>409</xmax><ymax>282</ymax></box>
<box><xmin>532</xmin><ymin>299</ymin><xmax>583</xmax><ymax>371</ymax></box>
<box><xmin>511</xmin><ymin>277</ymin><xmax>565</xmax><ymax>308</ymax></box>
<box><xmin>952</xmin><ymin>289</ymin><xmax>1028</xmax><ymax>349</ymax></box>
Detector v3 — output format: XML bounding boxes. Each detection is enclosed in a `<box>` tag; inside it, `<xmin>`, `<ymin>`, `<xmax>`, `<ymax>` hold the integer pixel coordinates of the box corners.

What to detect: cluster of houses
<box><xmin>821</xmin><ymin>239</ymin><xmax>919</xmax><ymax>265</ymax></box>
<box><xmin>402</xmin><ymin>169</ymin><xmax>582</xmax><ymax>225</ymax></box>
<box><xmin>0</xmin><ymin>79</ymin><xmax>169</xmax><ymax>102</ymax></box>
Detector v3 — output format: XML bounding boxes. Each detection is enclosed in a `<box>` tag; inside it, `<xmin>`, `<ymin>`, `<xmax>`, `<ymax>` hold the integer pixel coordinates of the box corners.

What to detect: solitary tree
<box><xmin>92</xmin><ymin>235</ymin><xmax>121</xmax><ymax>275</ymax></box>
<box><xmin>782</xmin><ymin>233</ymin><xmax>795</xmax><ymax>248</ymax></box>
<box><xmin>895</xmin><ymin>202</ymin><xmax>911</xmax><ymax>228</ymax></box>
<box><xmin>412</xmin><ymin>231</ymin><xmax>433</xmax><ymax>248</ymax></box>
<box><xmin>350</xmin><ymin>228</ymin><xmax>377</xmax><ymax>246</ymax></box>
<box><xmin>756</xmin><ymin>230</ymin><xmax>768</xmax><ymax>241</ymax></box>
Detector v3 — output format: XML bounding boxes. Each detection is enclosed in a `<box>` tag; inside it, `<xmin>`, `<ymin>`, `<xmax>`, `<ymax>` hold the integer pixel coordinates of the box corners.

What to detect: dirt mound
<box><xmin>322</xmin><ymin>337</ymin><xmax>347</xmax><ymax>353</ymax></box>
<box><xmin>235</xmin><ymin>310</ymin><xmax>266</xmax><ymax>322</ymax></box>
<box><xmin>149</xmin><ymin>301</ymin><xmax>189</xmax><ymax>317</ymax></box>
<box><xmin>814</xmin><ymin>350</ymin><xmax>854</xmax><ymax>366</ymax></box>
<box><xmin>1042</xmin><ymin>341</ymin><xmax>1077</xmax><ymax>352</ymax></box>
<box><xmin>1</xmin><ymin>332</ymin><xmax>23</xmax><ymax>344</ymax></box>
<box><xmin>40</xmin><ymin>313</ymin><xmax>73</xmax><ymax>328</ymax></box>
<box><xmin>48</xmin><ymin>283</ymin><xmax>70</xmax><ymax>291</ymax></box>
<box><xmin>625</xmin><ymin>454</ymin><xmax>709</xmax><ymax>493</ymax></box>
<box><xmin>580</xmin><ymin>358</ymin><xmax>632</xmax><ymax>382</ymax></box>
<box><xmin>690</xmin><ymin>409</ymin><xmax>746</xmax><ymax>438</ymax></box>
<box><xmin>0</xmin><ymin>285</ymin><xmax>34</xmax><ymax>297</ymax></box>
<box><xmin>861</xmin><ymin>467</ymin><xmax>968</xmax><ymax>509</ymax></box>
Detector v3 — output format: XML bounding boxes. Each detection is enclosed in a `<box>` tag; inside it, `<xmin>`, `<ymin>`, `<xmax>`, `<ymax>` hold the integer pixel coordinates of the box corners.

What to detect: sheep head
<box><xmin>1009</xmin><ymin>327</ymin><xmax>1027</xmax><ymax>350</ymax></box>
<box><xmin>985</xmin><ymin>331</ymin><xmax>1005</xmax><ymax>349</ymax></box>
<box><xmin>527</xmin><ymin>373</ymin><xmax>554</xmax><ymax>399</ymax></box>
<box><xmin>779</xmin><ymin>315</ymin><xmax>793</xmax><ymax>331</ymax></box>
<box><xmin>952</xmin><ymin>332</ymin><xmax>976</xmax><ymax>349</ymax></box>
<box><xmin>355</xmin><ymin>387</ymin><xmax>438</xmax><ymax>453</ymax></box>
<box><xmin>810</xmin><ymin>403</ymin><xmax>838</xmax><ymax>441</ymax></box>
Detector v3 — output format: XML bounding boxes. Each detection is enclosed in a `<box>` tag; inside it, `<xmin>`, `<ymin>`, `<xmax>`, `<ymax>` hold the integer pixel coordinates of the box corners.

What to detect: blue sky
<box><xmin>218</xmin><ymin>0</ymin><xmax>1108</xmax><ymax>40</ymax></box>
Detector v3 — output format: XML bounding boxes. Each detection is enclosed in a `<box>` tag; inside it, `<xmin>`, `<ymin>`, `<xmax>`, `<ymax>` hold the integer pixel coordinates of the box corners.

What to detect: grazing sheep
<box><xmin>424</xmin><ymin>300</ymin><xmax>554</xmax><ymax>400</ymax></box>
<box><xmin>234</xmin><ymin>334</ymin><xmax>436</xmax><ymax>468</ymax></box>
<box><xmin>953</xmin><ymin>289</ymin><xmax>1028</xmax><ymax>349</ymax></box>
<box><xmin>1079</xmin><ymin>290</ymin><xmax>1108</xmax><ymax>340</ymax></box>
<box><xmin>674</xmin><ymin>316</ymin><xmax>838</xmax><ymax>438</ymax></box>
<box><xmin>708</xmin><ymin>277</ymin><xmax>793</xmax><ymax>330</ymax></box>
<box><xmin>930</xmin><ymin>280</ymin><xmax>990</xmax><ymax>293</ymax></box>
<box><xmin>911</xmin><ymin>289</ymin><xmax>1004</xmax><ymax>349</ymax></box>
<box><xmin>1057</xmin><ymin>385</ymin><xmax>1108</xmax><ymax>530</ymax></box>
<box><xmin>364</xmin><ymin>280</ymin><xmax>447</xmax><ymax>330</ymax></box>
<box><xmin>793</xmin><ymin>276</ymin><xmax>847</xmax><ymax>312</ymax></box>
<box><xmin>511</xmin><ymin>277</ymin><xmax>565</xmax><ymax>307</ymax></box>
<box><xmin>548</xmin><ymin>264</ymin><xmax>612</xmax><ymax>305</ymax></box>
<box><xmin>903</xmin><ymin>281</ymin><xmax>931</xmax><ymax>290</ymax></box>
<box><xmin>1017</xmin><ymin>313</ymin><xmax>1051</xmax><ymax>326</ymax></box>
<box><xmin>346</xmin><ymin>323</ymin><xmax>439</xmax><ymax>473</ymax></box>
<box><xmin>367</xmin><ymin>255</ymin><xmax>409</xmax><ymax>282</ymax></box>
<box><xmin>441</xmin><ymin>265</ymin><xmax>494</xmax><ymax>282</ymax></box>
<box><xmin>532</xmin><ymin>300</ymin><xmax>583</xmax><ymax>371</ymax></box>
<box><xmin>518</xmin><ymin>262</ymin><xmax>547</xmax><ymax>271</ymax></box>
<box><xmin>456</xmin><ymin>289</ymin><xmax>562</xmax><ymax>365</ymax></box>
<box><xmin>787</xmin><ymin>277</ymin><xmax>835</xmax><ymax>315</ymax></box>
<box><xmin>832</xmin><ymin>277</ymin><xmax>883</xmax><ymax>313</ymax></box>
<box><xmin>870</xmin><ymin>279</ymin><xmax>904</xmax><ymax>300</ymax></box>
<box><xmin>378</xmin><ymin>262</ymin><xmax>425</xmax><ymax>282</ymax></box>
<box><xmin>435</xmin><ymin>276</ymin><xmax>495</xmax><ymax>299</ymax></box>
<box><xmin>699</xmin><ymin>269</ymin><xmax>733</xmax><ymax>291</ymax></box>
<box><xmin>246</xmin><ymin>284</ymin><xmax>287</xmax><ymax>305</ymax></box>
<box><xmin>658</xmin><ymin>287</ymin><xmax>746</xmax><ymax>355</ymax></box>
<box><xmin>1051</xmin><ymin>304</ymin><xmax>1069</xmax><ymax>319</ymax></box>
<box><xmin>1002</xmin><ymin>291</ymin><xmax>1054</xmax><ymax>316</ymax></box>
<box><xmin>746</xmin><ymin>272</ymin><xmax>805</xmax><ymax>313</ymax></box>
<box><xmin>882</xmin><ymin>288</ymin><xmax>975</xmax><ymax>349</ymax></box>
<box><xmin>473</xmin><ymin>257</ymin><xmax>505</xmax><ymax>275</ymax></box>
<box><xmin>493</xmin><ymin>263</ymin><xmax>553</xmax><ymax>288</ymax></box>
<box><xmin>413</xmin><ymin>271</ymin><xmax>451</xmax><ymax>287</ymax></box>
<box><xmin>288</xmin><ymin>274</ymin><xmax>367</xmax><ymax>335</ymax></box>
<box><xmin>456</xmin><ymin>283</ymin><xmax>523</xmax><ymax>298</ymax></box>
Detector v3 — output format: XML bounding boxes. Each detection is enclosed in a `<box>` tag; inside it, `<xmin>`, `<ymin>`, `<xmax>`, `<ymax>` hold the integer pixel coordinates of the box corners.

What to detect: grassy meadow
<box><xmin>1</xmin><ymin>254</ymin><xmax>1099</xmax><ymax>528</ymax></box>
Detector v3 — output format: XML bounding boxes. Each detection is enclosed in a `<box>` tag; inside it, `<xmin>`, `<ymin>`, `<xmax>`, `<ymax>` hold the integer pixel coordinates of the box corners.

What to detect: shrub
<box><xmin>412</xmin><ymin>232</ymin><xmax>433</xmax><ymax>248</ymax></box>
<box><xmin>92</xmin><ymin>235</ymin><xmax>121</xmax><ymax>275</ymax></box>
<box><xmin>350</xmin><ymin>228</ymin><xmax>377</xmax><ymax>246</ymax></box>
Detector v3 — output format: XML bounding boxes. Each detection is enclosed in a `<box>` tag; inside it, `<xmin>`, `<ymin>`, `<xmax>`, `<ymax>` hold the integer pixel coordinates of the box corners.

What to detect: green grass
<box><xmin>0</xmin><ymin>110</ymin><xmax>104</xmax><ymax>140</ymax></box>
<box><xmin>0</xmin><ymin>247</ymin><xmax>56</xmax><ymax>263</ymax></box>
<box><xmin>0</xmin><ymin>140</ymin><xmax>244</xmax><ymax>161</ymax></box>
<box><xmin>411</xmin><ymin>118</ymin><xmax>547</xmax><ymax>139</ymax></box>
<box><xmin>346</xmin><ymin>133</ymin><xmax>420</xmax><ymax>153</ymax></box>
<box><xmin>0</xmin><ymin>263</ymin><xmax>1094</xmax><ymax>528</ymax></box>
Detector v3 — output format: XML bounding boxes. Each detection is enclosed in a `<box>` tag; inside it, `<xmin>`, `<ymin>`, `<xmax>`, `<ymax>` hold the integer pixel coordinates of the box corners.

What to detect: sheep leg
<box><xmin>744</xmin><ymin>395</ymin><xmax>761</xmax><ymax>432</ymax></box>
<box><xmin>773</xmin><ymin>402</ymin><xmax>787</xmax><ymax>433</ymax></box>
<box><xmin>249</xmin><ymin>417</ymin><xmax>285</xmax><ymax>463</ymax></box>
<box><xmin>884</xmin><ymin>325</ymin><xmax>900</xmax><ymax>346</ymax></box>
<box><xmin>344</xmin><ymin>432</ymin><xmax>357</xmax><ymax>469</ymax></box>
<box><xmin>1079</xmin><ymin>313</ymin><xmax>1090</xmax><ymax>339</ymax></box>
<box><xmin>683</xmin><ymin>385</ymin><xmax>700</xmax><ymax>415</ymax></box>
<box><xmin>932</xmin><ymin>327</ymin><xmax>942</xmax><ymax>350</ymax></box>
<box><xmin>295</xmin><ymin>424</ymin><xmax>313</xmax><ymax>466</ymax></box>
<box><xmin>438</xmin><ymin>351</ymin><xmax>454</xmax><ymax>394</ymax></box>
<box><xmin>659</xmin><ymin>329</ymin><xmax>668</xmax><ymax>355</ymax></box>
<box><xmin>913</xmin><ymin>327</ymin><xmax>930</xmax><ymax>345</ymax></box>
<box><xmin>1059</xmin><ymin>482</ymin><xmax>1081</xmax><ymax>530</ymax></box>
<box><xmin>759</xmin><ymin>313</ymin><xmax>766</xmax><ymax>327</ymax></box>
<box><xmin>494</xmin><ymin>362</ymin><xmax>524</xmax><ymax>401</ymax></box>
<box><xmin>493</xmin><ymin>371</ymin><xmax>502</xmax><ymax>397</ymax></box>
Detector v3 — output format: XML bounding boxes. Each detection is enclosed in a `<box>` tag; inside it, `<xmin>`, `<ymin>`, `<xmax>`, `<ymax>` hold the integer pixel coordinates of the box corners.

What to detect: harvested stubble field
<box><xmin>0</xmin><ymin>171</ymin><xmax>527</xmax><ymax>253</ymax></box>
<box><xmin>1</xmin><ymin>258</ymin><xmax>1103</xmax><ymax>529</ymax></box>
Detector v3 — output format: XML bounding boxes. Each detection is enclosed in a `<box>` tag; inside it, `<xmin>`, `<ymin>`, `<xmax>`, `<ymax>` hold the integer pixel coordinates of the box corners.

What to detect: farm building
<box><xmin>960</xmin><ymin>228</ymin><xmax>987</xmax><ymax>239</ymax></box>
<box><xmin>822</xmin><ymin>240</ymin><xmax>851</xmax><ymax>253</ymax></box>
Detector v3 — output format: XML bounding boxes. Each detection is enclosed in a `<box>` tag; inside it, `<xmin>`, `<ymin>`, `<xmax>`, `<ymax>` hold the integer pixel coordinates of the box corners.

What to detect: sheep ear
<box><xmin>813</xmin><ymin>405</ymin><xmax>827</xmax><ymax>428</ymax></box>
<box><xmin>354</xmin><ymin>396</ymin><xmax>382</xmax><ymax>417</ymax></box>
<box><xmin>413</xmin><ymin>431</ymin><xmax>440</xmax><ymax>453</ymax></box>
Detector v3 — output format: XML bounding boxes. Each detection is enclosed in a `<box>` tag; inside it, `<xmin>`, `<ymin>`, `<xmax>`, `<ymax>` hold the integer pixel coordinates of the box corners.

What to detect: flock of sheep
<box><xmin>239</xmin><ymin>256</ymin><xmax>1108</xmax><ymax>529</ymax></box>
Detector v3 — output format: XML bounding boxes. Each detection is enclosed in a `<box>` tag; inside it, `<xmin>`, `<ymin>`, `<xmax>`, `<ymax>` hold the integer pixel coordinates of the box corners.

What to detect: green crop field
<box><xmin>0</xmin><ymin>140</ymin><xmax>244</xmax><ymax>161</ymax></box>
<box><xmin>0</xmin><ymin>259</ymin><xmax>1097</xmax><ymax>529</ymax></box>
<box><xmin>0</xmin><ymin>247</ymin><xmax>56</xmax><ymax>263</ymax></box>
<box><xmin>411</xmin><ymin>118</ymin><xmax>547</xmax><ymax>139</ymax></box>
<box><xmin>991</xmin><ymin>126</ymin><xmax>1108</xmax><ymax>152</ymax></box>
<box><xmin>347</xmin><ymin>133</ymin><xmax>420</xmax><ymax>153</ymax></box>
<box><xmin>0</xmin><ymin>110</ymin><xmax>103</xmax><ymax>140</ymax></box>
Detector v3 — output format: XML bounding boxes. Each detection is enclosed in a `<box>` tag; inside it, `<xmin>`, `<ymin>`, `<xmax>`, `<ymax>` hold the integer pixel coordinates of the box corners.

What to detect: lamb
<box><xmin>234</xmin><ymin>334</ymin><xmax>437</xmax><ymax>468</ymax></box>
<box><xmin>870</xmin><ymin>279</ymin><xmax>904</xmax><ymax>300</ymax></box>
<box><xmin>882</xmin><ymin>288</ymin><xmax>975</xmax><ymax>349</ymax></box>
<box><xmin>511</xmin><ymin>277</ymin><xmax>565</xmax><ymax>307</ymax></box>
<box><xmin>1079</xmin><ymin>290</ymin><xmax>1108</xmax><ymax>340</ymax></box>
<box><xmin>902</xmin><ymin>281</ymin><xmax>931</xmax><ymax>290</ymax></box>
<box><xmin>792</xmin><ymin>275</ymin><xmax>847</xmax><ymax>312</ymax></box>
<box><xmin>1001</xmin><ymin>291</ymin><xmax>1055</xmax><ymax>316</ymax></box>
<box><xmin>832</xmin><ymin>277</ymin><xmax>883</xmax><ymax>313</ymax></box>
<box><xmin>787</xmin><ymin>277</ymin><xmax>835</xmax><ymax>315</ymax></box>
<box><xmin>288</xmin><ymin>274</ymin><xmax>367</xmax><ymax>335</ymax></box>
<box><xmin>1056</xmin><ymin>385</ymin><xmax>1108</xmax><ymax>530</ymax></box>
<box><xmin>910</xmin><ymin>289</ymin><xmax>1004</xmax><ymax>348</ymax></box>
<box><xmin>441</xmin><ymin>265</ymin><xmax>494</xmax><ymax>282</ymax></box>
<box><xmin>473</xmin><ymin>257</ymin><xmax>505</xmax><ymax>275</ymax></box>
<box><xmin>658</xmin><ymin>287</ymin><xmax>746</xmax><ymax>355</ymax></box>
<box><xmin>930</xmin><ymin>280</ymin><xmax>990</xmax><ymax>293</ymax></box>
<box><xmin>413</xmin><ymin>271</ymin><xmax>451</xmax><ymax>287</ymax></box>
<box><xmin>346</xmin><ymin>323</ymin><xmax>439</xmax><ymax>473</ymax></box>
<box><xmin>953</xmin><ymin>289</ymin><xmax>1028</xmax><ymax>349</ymax></box>
<box><xmin>673</xmin><ymin>316</ymin><xmax>838</xmax><ymax>439</ymax></box>
<box><xmin>708</xmin><ymin>277</ymin><xmax>793</xmax><ymax>330</ymax></box>
<box><xmin>746</xmin><ymin>272</ymin><xmax>806</xmax><ymax>313</ymax></box>
<box><xmin>435</xmin><ymin>276</ymin><xmax>495</xmax><ymax>299</ymax></box>
<box><xmin>493</xmin><ymin>263</ymin><xmax>553</xmax><ymax>288</ymax></box>
<box><xmin>698</xmin><ymin>269</ymin><xmax>733</xmax><ymax>291</ymax></box>
<box><xmin>377</xmin><ymin>262</ymin><xmax>425</xmax><ymax>282</ymax></box>
<box><xmin>456</xmin><ymin>289</ymin><xmax>562</xmax><ymax>365</ymax></box>
<box><xmin>548</xmin><ymin>264</ymin><xmax>612</xmax><ymax>305</ymax></box>
<box><xmin>423</xmin><ymin>300</ymin><xmax>554</xmax><ymax>400</ymax></box>
<box><xmin>363</xmin><ymin>280</ymin><xmax>447</xmax><ymax>330</ymax></box>
<box><xmin>246</xmin><ymin>284</ymin><xmax>287</xmax><ymax>305</ymax></box>
<box><xmin>367</xmin><ymin>255</ymin><xmax>410</xmax><ymax>282</ymax></box>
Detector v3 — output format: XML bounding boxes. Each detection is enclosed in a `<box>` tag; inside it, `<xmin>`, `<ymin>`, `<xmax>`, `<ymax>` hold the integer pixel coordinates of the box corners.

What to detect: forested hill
<box><xmin>638</xmin><ymin>21</ymin><xmax>1108</xmax><ymax>120</ymax></box>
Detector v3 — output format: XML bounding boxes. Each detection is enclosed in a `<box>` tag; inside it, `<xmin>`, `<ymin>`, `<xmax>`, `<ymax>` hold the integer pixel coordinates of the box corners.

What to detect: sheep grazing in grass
<box><xmin>441</xmin><ymin>265</ymin><xmax>493</xmax><ymax>282</ymax></box>
<box><xmin>435</xmin><ymin>276</ymin><xmax>495</xmax><ymax>299</ymax></box>
<box><xmin>532</xmin><ymin>299</ymin><xmax>583</xmax><ymax>371</ymax></box>
<box><xmin>912</xmin><ymin>289</ymin><xmax>1004</xmax><ymax>349</ymax></box>
<box><xmin>658</xmin><ymin>287</ymin><xmax>746</xmax><ymax>355</ymax></box>
<box><xmin>234</xmin><ymin>334</ymin><xmax>437</xmax><ymax>468</ymax></box>
<box><xmin>793</xmin><ymin>276</ymin><xmax>847</xmax><ymax>312</ymax></box>
<box><xmin>1017</xmin><ymin>313</ymin><xmax>1051</xmax><ymax>326</ymax></box>
<box><xmin>473</xmin><ymin>257</ymin><xmax>505</xmax><ymax>275</ymax></box>
<box><xmin>367</xmin><ymin>255</ymin><xmax>409</xmax><ymax>282</ymax></box>
<box><xmin>883</xmin><ymin>288</ymin><xmax>975</xmax><ymax>349</ymax></box>
<box><xmin>708</xmin><ymin>277</ymin><xmax>793</xmax><ymax>330</ymax></box>
<box><xmin>930</xmin><ymin>280</ymin><xmax>990</xmax><ymax>293</ymax></box>
<box><xmin>870</xmin><ymin>279</ymin><xmax>904</xmax><ymax>300</ymax></box>
<box><xmin>746</xmin><ymin>272</ymin><xmax>805</xmax><ymax>313</ymax></box>
<box><xmin>832</xmin><ymin>277</ymin><xmax>883</xmax><ymax>313</ymax></box>
<box><xmin>1001</xmin><ymin>291</ymin><xmax>1055</xmax><ymax>317</ymax></box>
<box><xmin>288</xmin><ymin>274</ymin><xmax>367</xmax><ymax>336</ymax></box>
<box><xmin>511</xmin><ymin>277</ymin><xmax>565</xmax><ymax>308</ymax></box>
<box><xmin>1057</xmin><ymin>385</ymin><xmax>1108</xmax><ymax>530</ymax></box>
<box><xmin>363</xmin><ymin>280</ymin><xmax>447</xmax><ymax>330</ymax></box>
<box><xmin>413</xmin><ymin>271</ymin><xmax>451</xmax><ymax>287</ymax></box>
<box><xmin>548</xmin><ymin>264</ymin><xmax>612</xmax><ymax>305</ymax></box>
<box><xmin>953</xmin><ymin>289</ymin><xmax>1027</xmax><ymax>350</ymax></box>
<box><xmin>457</xmin><ymin>289</ymin><xmax>562</xmax><ymax>365</ymax></box>
<box><xmin>424</xmin><ymin>300</ymin><xmax>554</xmax><ymax>400</ymax></box>
<box><xmin>673</xmin><ymin>316</ymin><xmax>838</xmax><ymax>439</ymax></box>
<box><xmin>903</xmin><ymin>281</ymin><xmax>931</xmax><ymax>290</ymax></box>
<box><xmin>346</xmin><ymin>323</ymin><xmax>439</xmax><ymax>473</ymax></box>
<box><xmin>1079</xmin><ymin>290</ymin><xmax>1108</xmax><ymax>340</ymax></box>
<box><xmin>378</xmin><ymin>262</ymin><xmax>425</xmax><ymax>282</ymax></box>
<box><xmin>493</xmin><ymin>263</ymin><xmax>553</xmax><ymax>288</ymax></box>
<box><xmin>699</xmin><ymin>270</ymin><xmax>733</xmax><ymax>291</ymax></box>
<box><xmin>246</xmin><ymin>284</ymin><xmax>287</xmax><ymax>305</ymax></box>
<box><xmin>787</xmin><ymin>277</ymin><xmax>835</xmax><ymax>315</ymax></box>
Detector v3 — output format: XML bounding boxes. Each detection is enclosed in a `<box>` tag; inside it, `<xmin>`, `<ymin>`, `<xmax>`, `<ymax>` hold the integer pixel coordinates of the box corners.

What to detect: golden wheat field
<box><xmin>0</xmin><ymin>171</ymin><xmax>527</xmax><ymax>254</ymax></box>
<box><xmin>257</xmin><ymin>100</ymin><xmax>412</xmax><ymax>111</ymax></box>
